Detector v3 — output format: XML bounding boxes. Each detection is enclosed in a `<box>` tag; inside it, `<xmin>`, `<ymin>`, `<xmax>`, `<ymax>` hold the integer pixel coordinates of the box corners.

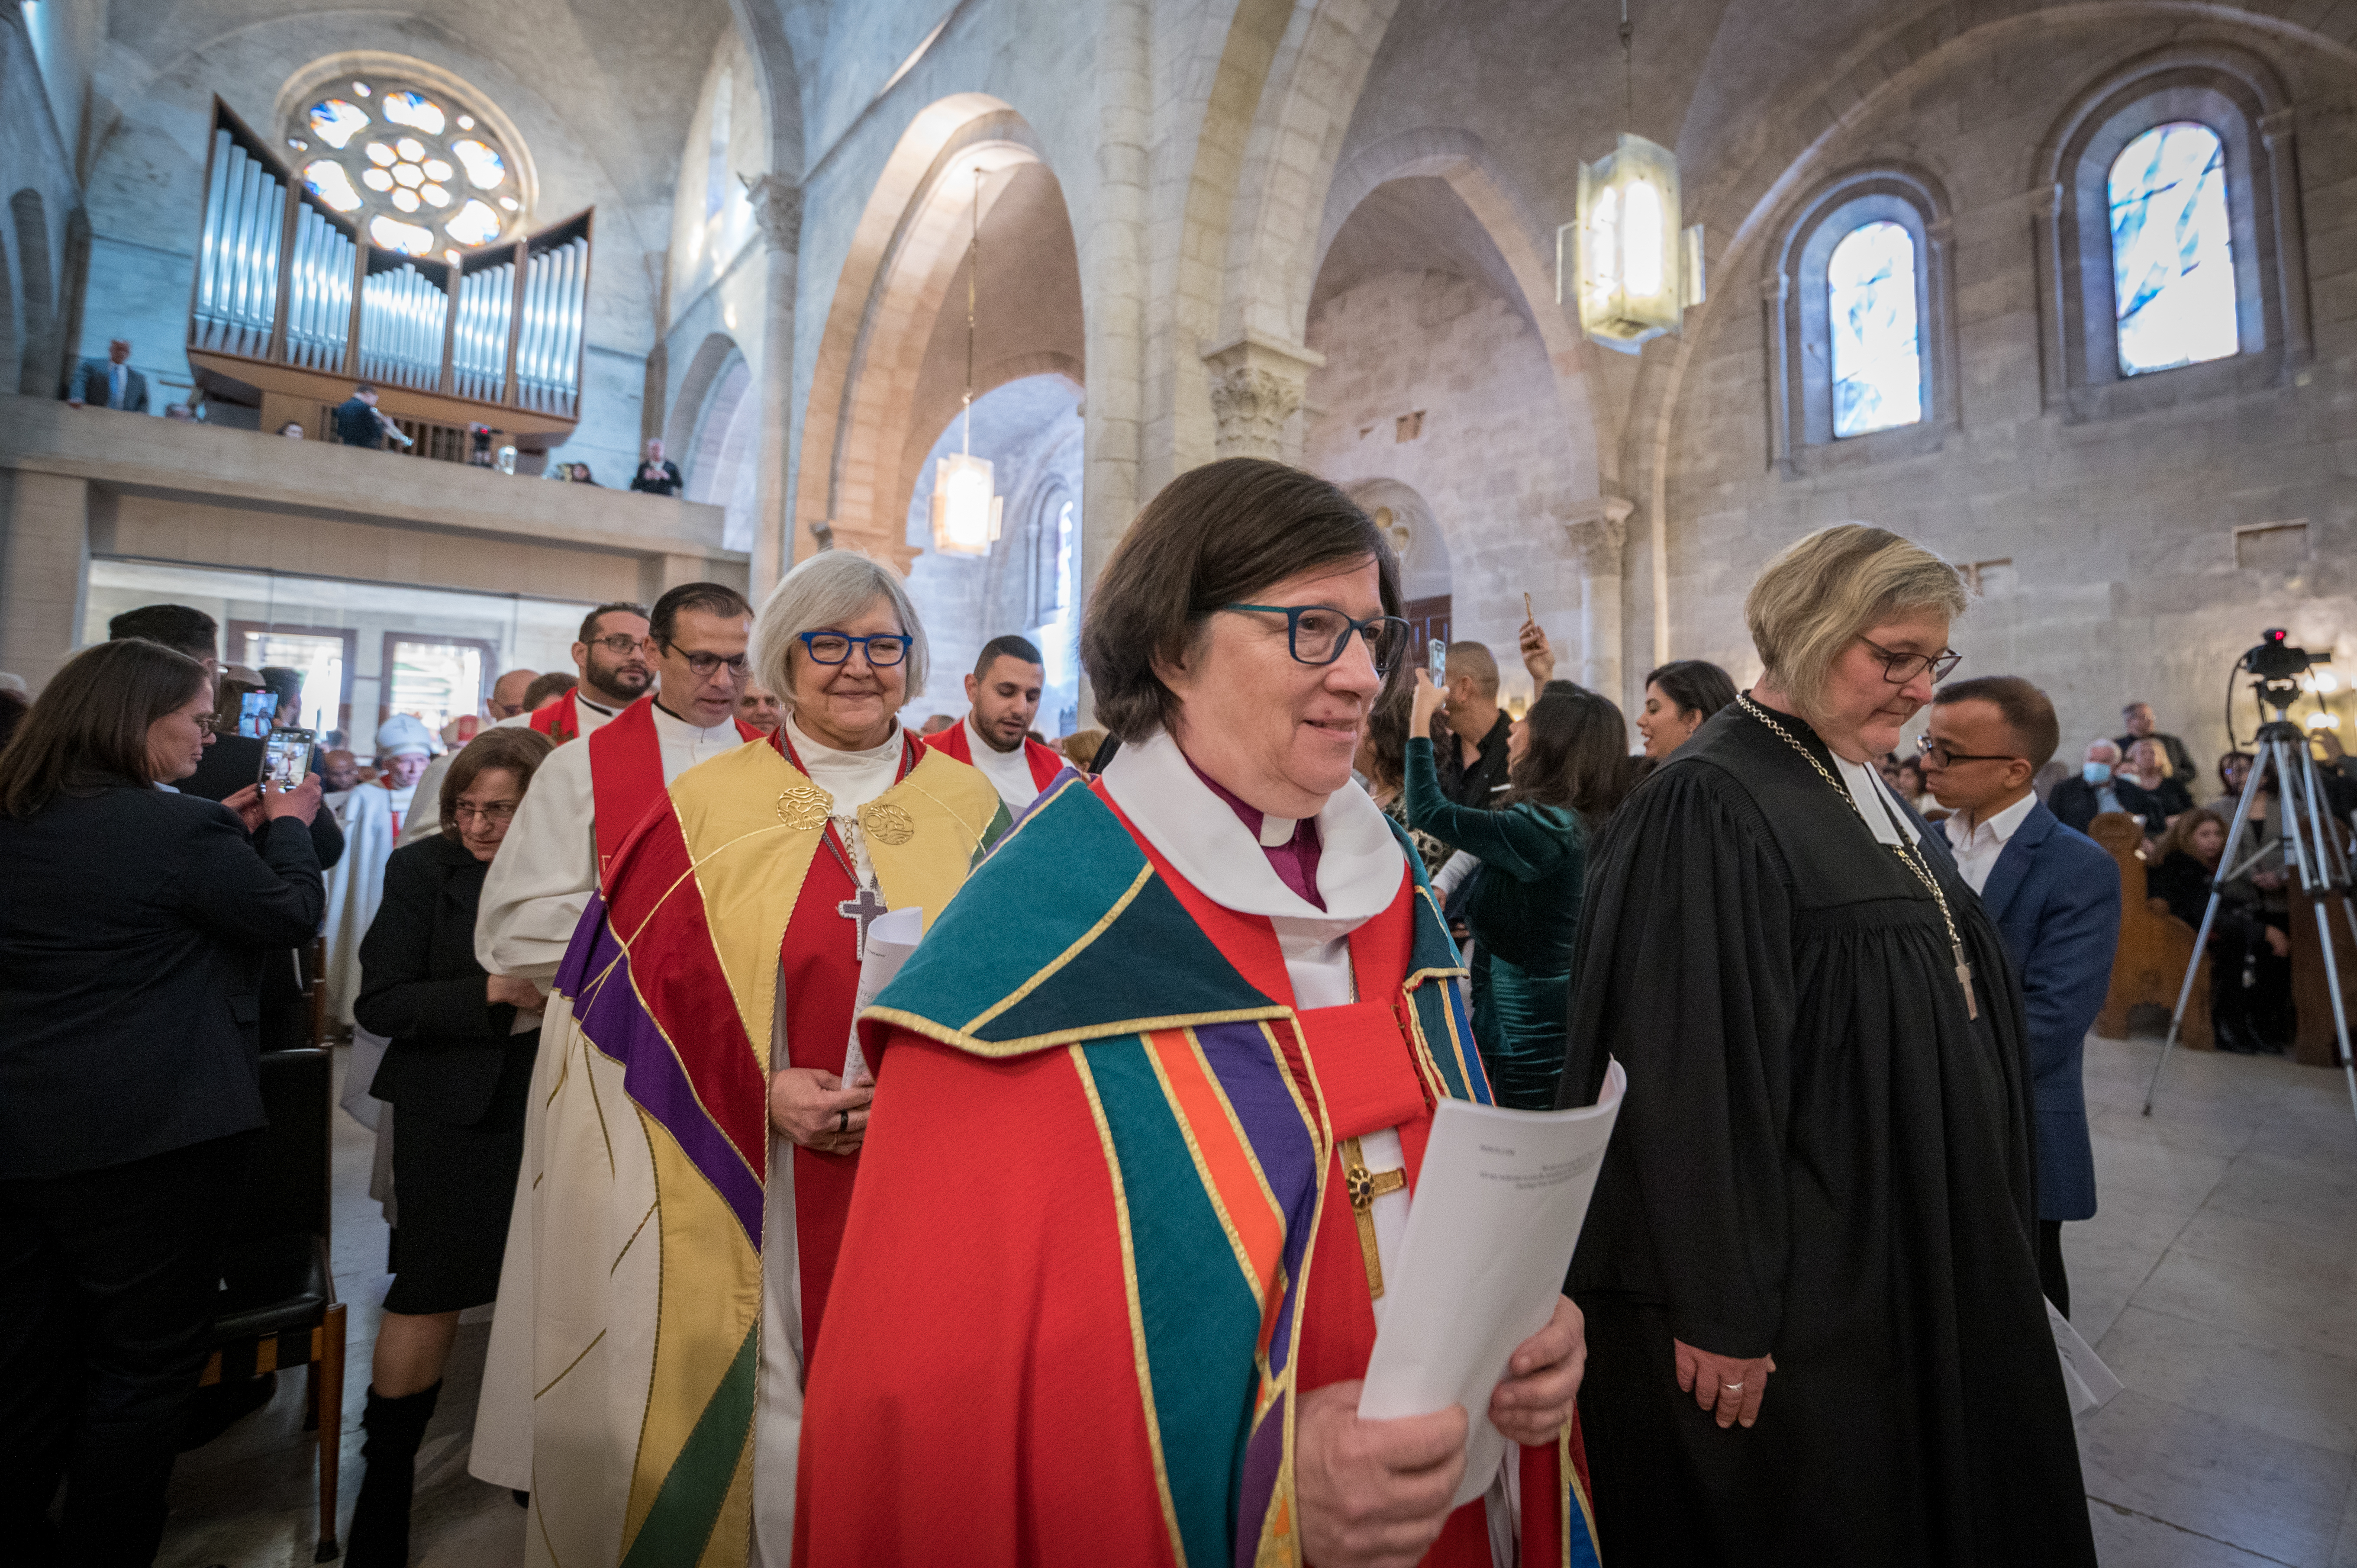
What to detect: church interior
<box><xmin>4</xmin><ymin>0</ymin><xmax>2357</xmax><ymax>1563</ymax></box>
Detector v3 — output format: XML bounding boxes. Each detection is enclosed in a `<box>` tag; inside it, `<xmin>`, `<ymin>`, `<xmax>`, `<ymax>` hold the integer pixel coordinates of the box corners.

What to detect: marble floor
<box><xmin>150</xmin><ymin>1034</ymin><xmax>2357</xmax><ymax>1566</ymax></box>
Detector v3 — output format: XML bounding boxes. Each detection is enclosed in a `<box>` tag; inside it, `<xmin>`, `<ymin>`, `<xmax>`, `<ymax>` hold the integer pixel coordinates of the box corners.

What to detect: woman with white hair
<box><xmin>1559</xmin><ymin>525</ymin><xmax>2095</xmax><ymax>1565</ymax></box>
<box><xmin>496</xmin><ymin>548</ymin><xmax>1007</xmax><ymax>1568</ymax></box>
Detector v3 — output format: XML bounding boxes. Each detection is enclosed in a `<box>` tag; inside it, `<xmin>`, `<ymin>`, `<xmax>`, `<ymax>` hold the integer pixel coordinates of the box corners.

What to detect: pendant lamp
<box><xmin>1557</xmin><ymin>2</ymin><xmax>1705</xmax><ymax>353</ymax></box>
<box><xmin>931</xmin><ymin>167</ymin><xmax>1003</xmax><ymax>556</ymax></box>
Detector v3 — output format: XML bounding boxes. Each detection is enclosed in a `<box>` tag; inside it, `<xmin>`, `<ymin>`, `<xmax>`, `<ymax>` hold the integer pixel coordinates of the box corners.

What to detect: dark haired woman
<box><xmin>1635</xmin><ymin>657</ymin><xmax>1738</xmax><ymax>763</ymax></box>
<box><xmin>1406</xmin><ymin>671</ymin><xmax>1624</xmax><ymax>1108</ymax></box>
<box><xmin>347</xmin><ymin>726</ymin><xmax>554</xmax><ymax>1565</ymax></box>
<box><xmin>0</xmin><ymin>638</ymin><xmax>322</xmax><ymax>1564</ymax></box>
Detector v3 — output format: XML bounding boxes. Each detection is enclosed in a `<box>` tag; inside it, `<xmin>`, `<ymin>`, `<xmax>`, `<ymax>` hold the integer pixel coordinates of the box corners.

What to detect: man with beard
<box><xmin>919</xmin><ymin>634</ymin><xmax>1066</xmax><ymax>815</ymax></box>
<box><xmin>529</xmin><ymin>603</ymin><xmax>655</xmax><ymax>744</ymax></box>
<box><xmin>469</xmin><ymin>583</ymin><xmax>767</xmax><ymax>1497</ymax></box>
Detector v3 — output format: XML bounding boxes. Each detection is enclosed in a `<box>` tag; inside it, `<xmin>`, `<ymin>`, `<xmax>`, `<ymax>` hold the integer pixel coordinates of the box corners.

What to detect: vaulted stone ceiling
<box><xmin>104</xmin><ymin>0</ymin><xmax>732</xmax><ymax>220</ymax></box>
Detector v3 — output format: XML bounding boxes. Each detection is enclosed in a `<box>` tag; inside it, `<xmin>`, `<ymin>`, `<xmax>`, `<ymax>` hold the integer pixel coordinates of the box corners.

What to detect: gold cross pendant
<box><xmin>1340</xmin><ymin>1136</ymin><xmax>1407</xmax><ymax>1300</ymax></box>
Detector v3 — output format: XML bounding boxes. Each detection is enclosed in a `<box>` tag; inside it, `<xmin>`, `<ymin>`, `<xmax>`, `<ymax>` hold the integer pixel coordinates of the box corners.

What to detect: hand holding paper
<box><xmin>839</xmin><ymin>905</ymin><xmax>923</xmax><ymax>1088</ymax></box>
<box><xmin>1359</xmin><ymin>1060</ymin><xmax>1625</xmax><ymax>1508</ymax></box>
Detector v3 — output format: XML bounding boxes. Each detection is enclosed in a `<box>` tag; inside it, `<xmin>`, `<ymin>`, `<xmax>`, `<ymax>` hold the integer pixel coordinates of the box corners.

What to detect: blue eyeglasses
<box><xmin>1219</xmin><ymin>604</ymin><xmax>1412</xmax><ymax>674</ymax></box>
<box><xmin>797</xmin><ymin>631</ymin><xmax>911</xmax><ymax>667</ymax></box>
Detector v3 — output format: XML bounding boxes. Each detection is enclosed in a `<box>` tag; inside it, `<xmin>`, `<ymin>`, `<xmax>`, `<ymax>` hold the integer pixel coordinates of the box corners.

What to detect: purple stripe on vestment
<box><xmin>1235</xmin><ymin>1389</ymin><xmax>1290</xmax><ymax>1568</ymax></box>
<box><xmin>1194</xmin><ymin>1021</ymin><xmax>1319</xmax><ymax>1377</ymax></box>
<box><xmin>567</xmin><ymin>909</ymin><xmax>766</xmax><ymax>1247</ymax></box>
<box><xmin>552</xmin><ymin>888</ymin><xmax>613</xmax><ymax>1001</ymax></box>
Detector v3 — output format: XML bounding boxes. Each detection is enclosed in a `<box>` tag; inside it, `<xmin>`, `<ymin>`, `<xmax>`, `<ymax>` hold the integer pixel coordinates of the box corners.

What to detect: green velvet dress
<box><xmin>1402</xmin><ymin>737</ymin><xmax>1587</xmax><ymax>1108</ymax></box>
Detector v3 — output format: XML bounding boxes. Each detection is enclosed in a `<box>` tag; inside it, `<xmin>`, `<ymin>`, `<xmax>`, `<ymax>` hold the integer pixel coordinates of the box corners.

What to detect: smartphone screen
<box><xmin>260</xmin><ymin>728</ymin><xmax>316</xmax><ymax>792</ymax></box>
<box><xmin>237</xmin><ymin>690</ymin><xmax>277</xmax><ymax>739</ymax></box>
<box><xmin>1427</xmin><ymin>638</ymin><xmax>1448</xmax><ymax>686</ymax></box>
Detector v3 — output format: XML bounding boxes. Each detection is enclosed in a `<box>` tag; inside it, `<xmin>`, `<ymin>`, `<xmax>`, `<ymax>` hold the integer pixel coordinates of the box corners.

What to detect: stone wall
<box><xmin>1659</xmin><ymin>14</ymin><xmax>2357</xmax><ymax>769</ymax></box>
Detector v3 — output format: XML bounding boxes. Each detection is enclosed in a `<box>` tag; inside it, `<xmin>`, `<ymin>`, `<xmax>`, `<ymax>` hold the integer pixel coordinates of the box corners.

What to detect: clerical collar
<box><xmin>578</xmin><ymin>692</ymin><xmax>619</xmax><ymax>716</ymax></box>
<box><xmin>1099</xmin><ymin>728</ymin><xmax>1403</xmax><ymax>924</ymax></box>
<box><xmin>650</xmin><ymin>698</ymin><xmax>734</xmax><ymax>737</ymax></box>
<box><xmin>1183</xmin><ymin>754</ymin><xmax>1325</xmax><ymax>910</ymax></box>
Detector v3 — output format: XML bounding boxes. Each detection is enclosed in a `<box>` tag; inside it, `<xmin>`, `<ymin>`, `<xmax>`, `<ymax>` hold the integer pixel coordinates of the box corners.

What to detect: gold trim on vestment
<box><xmin>1070</xmin><ymin>1045</ymin><xmax>1190</xmax><ymax>1568</ymax></box>
<box><xmin>861</xmin><ymin>1003</ymin><xmax>1296</xmax><ymax>1060</ymax></box>
<box><xmin>1142</xmin><ymin>1033</ymin><xmax>1267</xmax><ymax>1311</ymax></box>
<box><xmin>959</xmin><ymin>861</ymin><xmax>1158</xmax><ymax>1035</ymax></box>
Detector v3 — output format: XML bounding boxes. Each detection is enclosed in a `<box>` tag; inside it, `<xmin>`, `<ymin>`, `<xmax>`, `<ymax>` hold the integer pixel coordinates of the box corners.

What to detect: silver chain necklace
<box><xmin>1736</xmin><ymin>693</ymin><xmax>1978</xmax><ymax>1021</ymax></box>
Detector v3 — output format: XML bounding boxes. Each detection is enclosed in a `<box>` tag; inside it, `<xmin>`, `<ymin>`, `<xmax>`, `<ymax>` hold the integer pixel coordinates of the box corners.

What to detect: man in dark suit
<box><xmin>2114</xmin><ymin>701</ymin><xmax>2196</xmax><ymax>784</ymax></box>
<box><xmin>627</xmin><ymin>437</ymin><xmax>684</xmax><ymax>496</ymax></box>
<box><xmin>1925</xmin><ymin>676</ymin><xmax>2122</xmax><ymax>1316</ymax></box>
<box><xmin>65</xmin><ymin>338</ymin><xmax>150</xmax><ymax>412</ymax></box>
<box><xmin>2046</xmin><ymin>737</ymin><xmax>2126</xmax><ymax>834</ymax></box>
<box><xmin>332</xmin><ymin>383</ymin><xmax>406</xmax><ymax>449</ymax></box>
<box><xmin>108</xmin><ymin>606</ymin><xmax>344</xmax><ymax>1053</ymax></box>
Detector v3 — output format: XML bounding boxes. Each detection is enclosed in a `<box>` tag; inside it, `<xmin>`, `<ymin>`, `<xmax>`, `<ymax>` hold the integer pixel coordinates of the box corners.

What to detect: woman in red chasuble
<box><xmin>799</xmin><ymin>460</ymin><xmax>1596</xmax><ymax>1568</ymax></box>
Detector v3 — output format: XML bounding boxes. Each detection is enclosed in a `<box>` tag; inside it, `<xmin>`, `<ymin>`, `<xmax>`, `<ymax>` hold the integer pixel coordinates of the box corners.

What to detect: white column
<box><xmin>747</xmin><ymin>175</ymin><xmax>803</xmax><ymax>596</ymax></box>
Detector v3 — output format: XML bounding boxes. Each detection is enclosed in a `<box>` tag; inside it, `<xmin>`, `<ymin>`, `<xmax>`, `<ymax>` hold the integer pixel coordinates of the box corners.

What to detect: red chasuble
<box><xmin>921</xmin><ymin>718</ymin><xmax>1065</xmax><ymax>792</ymax></box>
<box><xmin>796</xmin><ymin>776</ymin><xmax>1596</xmax><ymax>1568</ymax></box>
<box><xmin>585</xmin><ymin>695</ymin><xmax>761</xmax><ymax>888</ymax></box>
<box><xmin>772</xmin><ymin>725</ymin><xmax>924</xmax><ymax>1362</ymax></box>
<box><xmin>526</xmin><ymin>686</ymin><xmax>593</xmax><ymax>744</ymax></box>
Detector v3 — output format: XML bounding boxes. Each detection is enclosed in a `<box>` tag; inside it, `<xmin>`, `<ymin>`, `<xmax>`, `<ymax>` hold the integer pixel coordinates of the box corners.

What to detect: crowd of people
<box><xmin>7</xmin><ymin>454</ymin><xmax>2357</xmax><ymax>1567</ymax></box>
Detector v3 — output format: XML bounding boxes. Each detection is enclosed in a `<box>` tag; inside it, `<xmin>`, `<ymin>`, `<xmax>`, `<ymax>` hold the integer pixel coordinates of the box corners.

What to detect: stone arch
<box><xmin>1341</xmin><ymin>477</ymin><xmax>1452</xmax><ymax>604</ymax></box>
<box><xmin>667</xmin><ymin>330</ymin><xmax>745</xmax><ymax>455</ymax></box>
<box><xmin>722</xmin><ymin>0</ymin><xmax>804</xmax><ymax>179</ymax></box>
<box><xmin>796</xmin><ymin>97</ymin><xmax>1083</xmax><ymax>566</ymax></box>
<box><xmin>682</xmin><ymin>340</ymin><xmax>757</xmax><ymax>554</ymax></box>
<box><xmin>10</xmin><ymin>190</ymin><xmax>56</xmax><ymax>397</ymax></box>
<box><xmin>271</xmin><ymin>52</ymin><xmax>543</xmax><ymax>225</ymax></box>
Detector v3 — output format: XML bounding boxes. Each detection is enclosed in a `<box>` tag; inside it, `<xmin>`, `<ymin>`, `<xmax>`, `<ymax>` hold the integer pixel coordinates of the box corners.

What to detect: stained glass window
<box><xmin>286</xmin><ymin>78</ymin><xmax>521</xmax><ymax>251</ymax></box>
<box><xmin>1828</xmin><ymin>220</ymin><xmax>1923</xmax><ymax>437</ymax></box>
<box><xmin>2109</xmin><ymin>122</ymin><xmax>2238</xmax><ymax>376</ymax></box>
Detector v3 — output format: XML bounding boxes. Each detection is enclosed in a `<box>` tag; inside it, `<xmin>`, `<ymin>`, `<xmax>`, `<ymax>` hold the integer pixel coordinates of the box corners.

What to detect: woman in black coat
<box><xmin>0</xmin><ymin>638</ymin><xmax>324</xmax><ymax>1565</ymax></box>
<box><xmin>346</xmin><ymin>726</ymin><xmax>552</xmax><ymax>1566</ymax></box>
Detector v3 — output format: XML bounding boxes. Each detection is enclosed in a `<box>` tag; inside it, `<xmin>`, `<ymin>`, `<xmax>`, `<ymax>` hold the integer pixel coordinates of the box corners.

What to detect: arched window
<box><xmin>1828</xmin><ymin>220</ymin><xmax>1923</xmax><ymax>437</ymax></box>
<box><xmin>1764</xmin><ymin>168</ymin><xmax>1954</xmax><ymax>471</ymax></box>
<box><xmin>284</xmin><ymin>76</ymin><xmax>523</xmax><ymax>261</ymax></box>
<box><xmin>2035</xmin><ymin>45</ymin><xmax>2311</xmax><ymax>417</ymax></box>
<box><xmin>2107</xmin><ymin>122</ymin><xmax>2238</xmax><ymax>376</ymax></box>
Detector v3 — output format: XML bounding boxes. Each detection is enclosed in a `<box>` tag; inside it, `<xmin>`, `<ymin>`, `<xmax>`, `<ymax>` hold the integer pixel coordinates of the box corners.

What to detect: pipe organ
<box><xmin>185</xmin><ymin>100</ymin><xmax>593</xmax><ymax>442</ymax></box>
<box><xmin>193</xmin><ymin>129</ymin><xmax>285</xmax><ymax>357</ymax></box>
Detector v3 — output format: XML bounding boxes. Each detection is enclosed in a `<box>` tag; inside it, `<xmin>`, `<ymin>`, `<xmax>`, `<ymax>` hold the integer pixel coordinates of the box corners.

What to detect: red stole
<box><xmin>922</xmin><ymin>719</ymin><xmax>1064</xmax><ymax>791</ymax></box>
<box><xmin>586</xmin><ymin>697</ymin><xmax>759</xmax><ymax>889</ymax></box>
<box><xmin>1096</xmin><ymin>785</ymin><xmax>1498</xmax><ymax>1563</ymax></box>
<box><xmin>773</xmin><ymin>725</ymin><xmax>924</xmax><ymax>1365</ymax></box>
<box><xmin>527</xmin><ymin>688</ymin><xmax>589</xmax><ymax>744</ymax></box>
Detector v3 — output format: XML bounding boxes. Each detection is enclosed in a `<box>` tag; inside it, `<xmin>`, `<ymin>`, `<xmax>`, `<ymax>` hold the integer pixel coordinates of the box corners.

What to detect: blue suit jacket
<box><xmin>1967</xmin><ymin>801</ymin><xmax>2121</xmax><ymax>1221</ymax></box>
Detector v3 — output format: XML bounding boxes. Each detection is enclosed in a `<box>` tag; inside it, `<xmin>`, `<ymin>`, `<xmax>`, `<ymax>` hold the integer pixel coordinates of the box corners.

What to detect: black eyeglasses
<box><xmin>1859</xmin><ymin>635</ymin><xmax>1962</xmax><ymax>686</ymax></box>
<box><xmin>665</xmin><ymin>646</ymin><xmax>750</xmax><ymax>678</ymax></box>
<box><xmin>1921</xmin><ymin>741</ymin><xmax>2017</xmax><ymax>769</ymax></box>
<box><xmin>588</xmin><ymin>634</ymin><xmax>651</xmax><ymax>656</ymax></box>
<box><xmin>798</xmin><ymin>631</ymin><xmax>910</xmax><ymax>667</ymax></box>
<box><xmin>1219</xmin><ymin>604</ymin><xmax>1412</xmax><ymax>674</ymax></box>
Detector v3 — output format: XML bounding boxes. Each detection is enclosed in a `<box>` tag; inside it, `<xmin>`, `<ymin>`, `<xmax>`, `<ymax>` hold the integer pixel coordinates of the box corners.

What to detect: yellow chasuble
<box><xmin>513</xmin><ymin>736</ymin><xmax>1005</xmax><ymax>1568</ymax></box>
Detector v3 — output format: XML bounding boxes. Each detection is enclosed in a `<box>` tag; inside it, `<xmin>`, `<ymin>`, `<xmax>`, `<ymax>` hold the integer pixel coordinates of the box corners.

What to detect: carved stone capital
<box><xmin>747</xmin><ymin>175</ymin><xmax>804</xmax><ymax>253</ymax></box>
<box><xmin>1560</xmin><ymin>496</ymin><xmax>1634</xmax><ymax>569</ymax></box>
<box><xmin>1202</xmin><ymin>332</ymin><xmax>1325</xmax><ymax>459</ymax></box>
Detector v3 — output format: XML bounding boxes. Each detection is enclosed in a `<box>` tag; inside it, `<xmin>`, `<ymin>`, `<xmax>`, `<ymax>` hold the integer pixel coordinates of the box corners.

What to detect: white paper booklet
<box><xmin>839</xmin><ymin>905</ymin><xmax>923</xmax><ymax>1088</ymax></box>
<box><xmin>1359</xmin><ymin>1059</ymin><xmax>1626</xmax><ymax>1507</ymax></box>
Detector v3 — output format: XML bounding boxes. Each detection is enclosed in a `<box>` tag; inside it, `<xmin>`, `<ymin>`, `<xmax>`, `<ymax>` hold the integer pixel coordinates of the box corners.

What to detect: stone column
<box><xmin>1561</xmin><ymin>496</ymin><xmax>1633</xmax><ymax>701</ymax></box>
<box><xmin>1201</xmin><ymin>331</ymin><xmax>1325</xmax><ymax>462</ymax></box>
<box><xmin>2260</xmin><ymin>110</ymin><xmax>2315</xmax><ymax>367</ymax></box>
<box><xmin>0</xmin><ymin>469</ymin><xmax>92</xmax><ymax>690</ymax></box>
<box><xmin>747</xmin><ymin>175</ymin><xmax>802</xmax><ymax>596</ymax></box>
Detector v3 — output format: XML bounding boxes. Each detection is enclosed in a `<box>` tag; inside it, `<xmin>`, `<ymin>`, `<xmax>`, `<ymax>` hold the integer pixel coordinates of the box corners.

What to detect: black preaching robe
<box><xmin>1557</xmin><ymin>700</ymin><xmax>2094</xmax><ymax>1566</ymax></box>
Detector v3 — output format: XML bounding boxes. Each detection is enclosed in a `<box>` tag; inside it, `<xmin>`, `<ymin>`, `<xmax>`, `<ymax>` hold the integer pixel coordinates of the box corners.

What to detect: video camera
<box><xmin>2241</xmin><ymin>629</ymin><xmax>2323</xmax><ymax>683</ymax></box>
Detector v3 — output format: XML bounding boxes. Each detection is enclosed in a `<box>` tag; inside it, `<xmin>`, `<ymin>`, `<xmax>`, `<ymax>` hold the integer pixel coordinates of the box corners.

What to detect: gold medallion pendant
<box><xmin>776</xmin><ymin>785</ymin><xmax>832</xmax><ymax>831</ymax></box>
<box><xmin>859</xmin><ymin>801</ymin><xmax>916</xmax><ymax>846</ymax></box>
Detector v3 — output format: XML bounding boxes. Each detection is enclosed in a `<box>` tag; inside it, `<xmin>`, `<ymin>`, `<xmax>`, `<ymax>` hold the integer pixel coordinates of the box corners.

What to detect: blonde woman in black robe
<box><xmin>1559</xmin><ymin>524</ymin><xmax>2093</xmax><ymax>1566</ymax></box>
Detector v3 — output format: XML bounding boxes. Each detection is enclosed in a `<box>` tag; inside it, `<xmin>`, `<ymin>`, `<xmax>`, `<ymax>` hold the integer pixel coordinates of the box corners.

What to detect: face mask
<box><xmin>2083</xmin><ymin>761</ymin><xmax>2113</xmax><ymax>786</ymax></box>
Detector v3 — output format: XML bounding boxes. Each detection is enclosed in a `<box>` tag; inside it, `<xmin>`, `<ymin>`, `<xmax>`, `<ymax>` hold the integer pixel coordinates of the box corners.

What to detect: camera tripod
<box><xmin>2142</xmin><ymin>688</ymin><xmax>2357</xmax><ymax>1130</ymax></box>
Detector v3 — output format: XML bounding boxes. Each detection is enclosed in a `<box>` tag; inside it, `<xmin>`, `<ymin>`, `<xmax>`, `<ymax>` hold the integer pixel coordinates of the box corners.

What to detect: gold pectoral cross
<box><xmin>1341</xmin><ymin>1136</ymin><xmax>1406</xmax><ymax>1300</ymax></box>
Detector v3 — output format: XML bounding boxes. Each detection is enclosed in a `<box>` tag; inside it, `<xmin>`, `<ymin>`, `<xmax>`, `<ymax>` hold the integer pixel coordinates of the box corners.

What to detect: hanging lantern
<box><xmin>1559</xmin><ymin>132</ymin><xmax>1705</xmax><ymax>353</ymax></box>
<box><xmin>930</xmin><ymin>450</ymin><xmax>1002</xmax><ymax>555</ymax></box>
<box><xmin>930</xmin><ymin>166</ymin><xmax>1003</xmax><ymax>558</ymax></box>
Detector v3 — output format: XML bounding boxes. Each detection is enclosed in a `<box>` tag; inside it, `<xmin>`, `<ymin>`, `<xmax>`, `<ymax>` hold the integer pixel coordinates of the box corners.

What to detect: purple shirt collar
<box><xmin>1182</xmin><ymin>753</ymin><xmax>1326</xmax><ymax>912</ymax></box>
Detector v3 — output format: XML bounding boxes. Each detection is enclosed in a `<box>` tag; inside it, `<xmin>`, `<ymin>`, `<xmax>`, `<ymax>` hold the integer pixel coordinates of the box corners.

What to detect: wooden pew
<box><xmin>2089</xmin><ymin>811</ymin><xmax>2213</xmax><ymax>1049</ymax></box>
<box><xmin>2291</xmin><ymin>889</ymin><xmax>2357</xmax><ymax>1067</ymax></box>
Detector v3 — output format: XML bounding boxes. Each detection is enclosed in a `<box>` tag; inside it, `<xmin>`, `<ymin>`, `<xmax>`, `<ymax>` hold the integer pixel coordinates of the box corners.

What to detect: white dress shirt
<box><xmin>962</xmin><ymin>716</ymin><xmax>1044</xmax><ymax>814</ymax></box>
<box><xmin>1943</xmin><ymin>790</ymin><xmax>2038</xmax><ymax>896</ymax></box>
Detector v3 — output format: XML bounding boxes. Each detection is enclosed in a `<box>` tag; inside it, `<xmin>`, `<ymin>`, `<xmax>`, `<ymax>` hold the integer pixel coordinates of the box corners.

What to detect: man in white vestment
<box><xmin>468</xmin><ymin>583</ymin><xmax>758</xmax><ymax>1494</ymax></box>
<box><xmin>398</xmin><ymin>603</ymin><xmax>651</xmax><ymax>850</ymax></box>
<box><xmin>322</xmin><ymin>715</ymin><xmax>436</xmax><ymax>1030</ymax></box>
